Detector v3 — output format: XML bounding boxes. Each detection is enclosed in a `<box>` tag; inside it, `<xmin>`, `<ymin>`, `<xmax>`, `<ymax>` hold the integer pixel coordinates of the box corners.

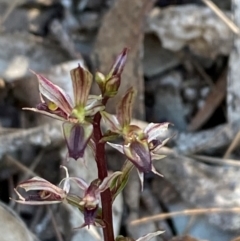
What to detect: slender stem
<box><xmin>93</xmin><ymin>109</ymin><xmax>114</xmax><ymax>241</ymax></box>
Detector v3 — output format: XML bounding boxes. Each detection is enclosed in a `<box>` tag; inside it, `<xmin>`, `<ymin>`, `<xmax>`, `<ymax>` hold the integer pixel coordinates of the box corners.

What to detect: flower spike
<box><xmin>107</xmin><ymin>122</ymin><xmax>169</xmax><ymax>189</ymax></box>
<box><xmin>67</xmin><ymin>172</ymin><xmax>122</xmax><ymax>228</ymax></box>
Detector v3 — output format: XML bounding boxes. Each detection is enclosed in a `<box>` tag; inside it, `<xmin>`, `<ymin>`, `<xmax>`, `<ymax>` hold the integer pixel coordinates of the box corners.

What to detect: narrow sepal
<box><xmin>100</xmin><ymin>111</ymin><xmax>122</xmax><ymax>133</ymax></box>
<box><xmin>70</xmin><ymin>65</ymin><xmax>92</xmax><ymax>107</ymax></box>
<box><xmin>23</xmin><ymin>107</ymin><xmax>67</xmax><ymax>121</ymax></box>
<box><xmin>32</xmin><ymin>71</ymin><xmax>73</xmax><ymax>115</ymax></box>
<box><xmin>107</xmin><ymin>142</ymin><xmax>124</xmax><ymax>154</ymax></box>
<box><xmin>137</xmin><ymin>169</ymin><xmax>144</xmax><ymax>191</ymax></box>
<box><xmin>145</xmin><ymin>122</ymin><xmax>170</xmax><ymax>142</ymax></box>
<box><xmin>117</xmin><ymin>87</ymin><xmax>136</xmax><ymax>128</ymax></box>
<box><xmin>98</xmin><ymin>171</ymin><xmax>122</xmax><ymax>193</ymax></box>
<box><xmin>60</xmin><ymin>166</ymin><xmax>70</xmax><ymax>193</ymax></box>
<box><xmin>85</xmin><ymin>97</ymin><xmax>105</xmax><ymax>116</ymax></box>
<box><xmin>151</xmin><ymin>153</ymin><xmax>166</xmax><ymax>160</ymax></box>
<box><xmin>151</xmin><ymin>165</ymin><xmax>163</xmax><ymax>178</ymax></box>
<box><xmin>67</xmin><ymin>177</ymin><xmax>89</xmax><ymax>191</ymax></box>
<box><xmin>108</xmin><ymin>48</ymin><xmax>128</xmax><ymax>77</ymax></box>
<box><xmin>63</xmin><ymin>122</ymin><xmax>93</xmax><ymax>161</ymax></box>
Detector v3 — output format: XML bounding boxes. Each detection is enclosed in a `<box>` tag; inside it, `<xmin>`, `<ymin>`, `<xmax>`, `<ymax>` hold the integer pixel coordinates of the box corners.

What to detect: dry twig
<box><xmin>190</xmin><ymin>154</ymin><xmax>240</xmax><ymax>167</ymax></box>
<box><xmin>131</xmin><ymin>207</ymin><xmax>240</xmax><ymax>225</ymax></box>
<box><xmin>223</xmin><ymin>131</ymin><xmax>240</xmax><ymax>158</ymax></box>
<box><xmin>202</xmin><ymin>0</ymin><xmax>240</xmax><ymax>35</ymax></box>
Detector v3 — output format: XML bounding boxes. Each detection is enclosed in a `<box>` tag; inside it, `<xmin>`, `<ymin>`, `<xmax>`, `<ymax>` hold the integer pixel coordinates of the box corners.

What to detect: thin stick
<box><xmin>5</xmin><ymin>154</ymin><xmax>38</xmax><ymax>177</ymax></box>
<box><xmin>48</xmin><ymin>207</ymin><xmax>64</xmax><ymax>241</ymax></box>
<box><xmin>201</xmin><ymin>0</ymin><xmax>240</xmax><ymax>36</ymax></box>
<box><xmin>190</xmin><ymin>154</ymin><xmax>240</xmax><ymax>167</ymax></box>
<box><xmin>223</xmin><ymin>131</ymin><xmax>240</xmax><ymax>158</ymax></box>
<box><xmin>131</xmin><ymin>207</ymin><xmax>240</xmax><ymax>225</ymax></box>
<box><xmin>21</xmin><ymin>150</ymin><xmax>44</xmax><ymax>181</ymax></box>
<box><xmin>0</xmin><ymin>0</ymin><xmax>22</xmax><ymax>27</ymax></box>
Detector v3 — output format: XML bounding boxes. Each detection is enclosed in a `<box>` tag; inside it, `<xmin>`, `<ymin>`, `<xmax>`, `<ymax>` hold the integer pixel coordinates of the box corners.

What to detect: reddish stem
<box><xmin>93</xmin><ymin>109</ymin><xmax>114</xmax><ymax>241</ymax></box>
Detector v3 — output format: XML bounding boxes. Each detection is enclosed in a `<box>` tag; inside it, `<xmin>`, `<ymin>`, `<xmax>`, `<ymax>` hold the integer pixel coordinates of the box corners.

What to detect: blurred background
<box><xmin>0</xmin><ymin>0</ymin><xmax>240</xmax><ymax>240</ymax></box>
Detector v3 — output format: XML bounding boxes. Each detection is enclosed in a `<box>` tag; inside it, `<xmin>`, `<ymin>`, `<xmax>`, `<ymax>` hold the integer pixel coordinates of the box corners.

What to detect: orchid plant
<box><xmin>13</xmin><ymin>48</ymin><xmax>169</xmax><ymax>241</ymax></box>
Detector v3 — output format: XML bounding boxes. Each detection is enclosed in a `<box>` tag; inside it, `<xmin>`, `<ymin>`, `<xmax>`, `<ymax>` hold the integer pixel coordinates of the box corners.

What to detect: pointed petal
<box><xmin>151</xmin><ymin>165</ymin><xmax>163</xmax><ymax>178</ymax></box>
<box><xmin>12</xmin><ymin>199</ymin><xmax>62</xmax><ymax>205</ymax></box>
<box><xmin>85</xmin><ymin>98</ymin><xmax>105</xmax><ymax>116</ymax></box>
<box><xmin>137</xmin><ymin>169</ymin><xmax>144</xmax><ymax>192</ymax></box>
<box><xmin>63</xmin><ymin>122</ymin><xmax>93</xmax><ymax>161</ymax></box>
<box><xmin>100</xmin><ymin>111</ymin><xmax>122</xmax><ymax>133</ymax></box>
<box><xmin>136</xmin><ymin>231</ymin><xmax>165</xmax><ymax>241</ymax></box>
<box><xmin>144</xmin><ymin>123</ymin><xmax>170</xmax><ymax>142</ymax></box>
<box><xmin>68</xmin><ymin>177</ymin><xmax>88</xmax><ymax>190</ymax></box>
<box><xmin>108</xmin><ymin>48</ymin><xmax>128</xmax><ymax>77</ymax></box>
<box><xmin>117</xmin><ymin>87</ymin><xmax>136</xmax><ymax>128</ymax></box>
<box><xmin>32</xmin><ymin>71</ymin><xmax>73</xmax><ymax>114</ymax></box>
<box><xmin>23</xmin><ymin>107</ymin><xmax>67</xmax><ymax>121</ymax></box>
<box><xmin>70</xmin><ymin>65</ymin><xmax>93</xmax><ymax>107</ymax></box>
<box><xmin>123</xmin><ymin>140</ymin><xmax>152</xmax><ymax>173</ymax></box>
<box><xmin>60</xmin><ymin>166</ymin><xmax>70</xmax><ymax>193</ymax></box>
<box><xmin>98</xmin><ymin>171</ymin><xmax>122</xmax><ymax>193</ymax></box>
<box><xmin>107</xmin><ymin>142</ymin><xmax>124</xmax><ymax>154</ymax></box>
<box><xmin>150</xmin><ymin>153</ymin><xmax>166</xmax><ymax>160</ymax></box>
<box><xmin>17</xmin><ymin>177</ymin><xmax>66</xmax><ymax>197</ymax></box>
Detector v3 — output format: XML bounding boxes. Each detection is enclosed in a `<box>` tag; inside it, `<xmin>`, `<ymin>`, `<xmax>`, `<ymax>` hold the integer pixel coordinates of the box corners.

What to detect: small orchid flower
<box><xmin>101</xmin><ymin>88</ymin><xmax>170</xmax><ymax>189</ymax></box>
<box><xmin>68</xmin><ymin>171</ymin><xmax>122</xmax><ymax>228</ymax></box>
<box><xmin>116</xmin><ymin>230</ymin><xmax>165</xmax><ymax>241</ymax></box>
<box><xmin>24</xmin><ymin>66</ymin><xmax>104</xmax><ymax>161</ymax></box>
<box><xmin>95</xmin><ymin>48</ymin><xmax>128</xmax><ymax>98</ymax></box>
<box><xmin>13</xmin><ymin>166</ymin><xmax>70</xmax><ymax>205</ymax></box>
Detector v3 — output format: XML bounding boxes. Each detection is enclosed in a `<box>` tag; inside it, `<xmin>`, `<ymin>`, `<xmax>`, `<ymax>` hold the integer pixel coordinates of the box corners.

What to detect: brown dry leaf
<box><xmin>92</xmin><ymin>0</ymin><xmax>154</xmax><ymax>120</ymax></box>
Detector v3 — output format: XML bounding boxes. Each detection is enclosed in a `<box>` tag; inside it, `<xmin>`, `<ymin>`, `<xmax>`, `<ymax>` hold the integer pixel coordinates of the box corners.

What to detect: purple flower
<box><xmin>101</xmin><ymin>88</ymin><xmax>170</xmax><ymax>189</ymax></box>
<box><xmin>13</xmin><ymin>166</ymin><xmax>70</xmax><ymax>205</ymax></box>
<box><xmin>24</xmin><ymin>66</ymin><xmax>104</xmax><ymax>161</ymax></box>
<box><xmin>68</xmin><ymin>172</ymin><xmax>122</xmax><ymax>228</ymax></box>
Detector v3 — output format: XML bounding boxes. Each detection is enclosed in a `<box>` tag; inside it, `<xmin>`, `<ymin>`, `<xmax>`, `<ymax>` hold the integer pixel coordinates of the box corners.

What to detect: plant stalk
<box><xmin>93</xmin><ymin>111</ymin><xmax>114</xmax><ymax>241</ymax></box>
